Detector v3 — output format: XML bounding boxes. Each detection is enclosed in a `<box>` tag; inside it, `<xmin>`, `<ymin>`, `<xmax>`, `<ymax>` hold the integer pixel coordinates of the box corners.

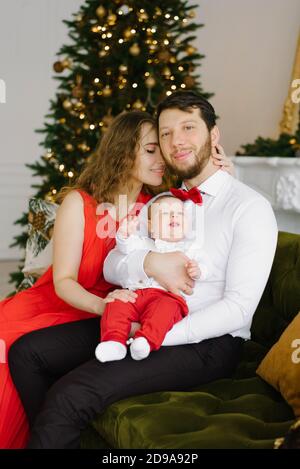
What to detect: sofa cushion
<box><xmin>257</xmin><ymin>312</ymin><xmax>300</xmax><ymax>417</ymax></box>
<box><xmin>91</xmin><ymin>376</ymin><xmax>293</xmax><ymax>449</ymax></box>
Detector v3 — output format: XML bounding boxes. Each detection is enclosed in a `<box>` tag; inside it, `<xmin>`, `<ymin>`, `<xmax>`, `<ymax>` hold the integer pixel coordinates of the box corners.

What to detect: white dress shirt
<box><xmin>104</xmin><ymin>170</ymin><xmax>278</xmax><ymax>345</ymax></box>
<box><xmin>113</xmin><ymin>232</ymin><xmax>213</xmax><ymax>313</ymax></box>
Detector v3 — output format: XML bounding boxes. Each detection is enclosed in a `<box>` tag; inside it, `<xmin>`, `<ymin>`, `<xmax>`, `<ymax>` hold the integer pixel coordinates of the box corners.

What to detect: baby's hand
<box><xmin>186</xmin><ymin>259</ymin><xmax>201</xmax><ymax>280</ymax></box>
<box><xmin>118</xmin><ymin>215</ymin><xmax>139</xmax><ymax>239</ymax></box>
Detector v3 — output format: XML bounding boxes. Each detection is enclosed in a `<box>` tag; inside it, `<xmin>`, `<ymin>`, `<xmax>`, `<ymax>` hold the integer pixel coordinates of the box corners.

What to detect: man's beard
<box><xmin>165</xmin><ymin>135</ymin><xmax>211</xmax><ymax>181</ymax></box>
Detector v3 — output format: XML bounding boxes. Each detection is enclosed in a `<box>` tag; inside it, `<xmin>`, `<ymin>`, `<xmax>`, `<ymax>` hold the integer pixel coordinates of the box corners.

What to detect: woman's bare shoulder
<box><xmin>59</xmin><ymin>190</ymin><xmax>84</xmax><ymax>211</ymax></box>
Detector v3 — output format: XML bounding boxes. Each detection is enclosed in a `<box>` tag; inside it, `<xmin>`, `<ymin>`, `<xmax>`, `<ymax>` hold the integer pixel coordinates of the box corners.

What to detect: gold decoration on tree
<box><xmin>107</xmin><ymin>12</ymin><xmax>117</xmax><ymax>26</ymax></box>
<box><xmin>96</xmin><ymin>5</ymin><xmax>106</xmax><ymax>19</ymax></box>
<box><xmin>129</xmin><ymin>43</ymin><xmax>141</xmax><ymax>56</ymax></box>
<box><xmin>119</xmin><ymin>64</ymin><xmax>128</xmax><ymax>74</ymax></box>
<box><xmin>62</xmin><ymin>99</ymin><xmax>72</xmax><ymax>110</ymax></box>
<box><xmin>138</xmin><ymin>10</ymin><xmax>149</xmax><ymax>22</ymax></box>
<box><xmin>65</xmin><ymin>143</ymin><xmax>74</xmax><ymax>152</ymax></box>
<box><xmin>28</xmin><ymin>211</ymin><xmax>46</xmax><ymax>232</ymax></box>
<box><xmin>162</xmin><ymin>67</ymin><xmax>172</xmax><ymax>78</ymax></box>
<box><xmin>145</xmin><ymin>76</ymin><xmax>156</xmax><ymax>88</ymax></box>
<box><xmin>184</xmin><ymin>75</ymin><xmax>196</xmax><ymax>87</ymax></box>
<box><xmin>102</xmin><ymin>85</ymin><xmax>112</xmax><ymax>97</ymax></box>
<box><xmin>186</xmin><ymin>45</ymin><xmax>196</xmax><ymax>55</ymax></box>
<box><xmin>72</xmin><ymin>75</ymin><xmax>84</xmax><ymax>99</ymax></box>
<box><xmin>53</xmin><ymin>59</ymin><xmax>71</xmax><ymax>73</ymax></box>
<box><xmin>123</xmin><ymin>27</ymin><xmax>133</xmax><ymax>39</ymax></box>
<box><xmin>132</xmin><ymin>99</ymin><xmax>144</xmax><ymax>110</ymax></box>
<box><xmin>78</xmin><ymin>142</ymin><xmax>90</xmax><ymax>152</ymax></box>
<box><xmin>157</xmin><ymin>50</ymin><xmax>171</xmax><ymax>61</ymax></box>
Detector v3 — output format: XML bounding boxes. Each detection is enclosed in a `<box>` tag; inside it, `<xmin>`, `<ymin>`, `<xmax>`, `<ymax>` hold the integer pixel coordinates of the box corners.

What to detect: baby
<box><xmin>95</xmin><ymin>192</ymin><xmax>212</xmax><ymax>363</ymax></box>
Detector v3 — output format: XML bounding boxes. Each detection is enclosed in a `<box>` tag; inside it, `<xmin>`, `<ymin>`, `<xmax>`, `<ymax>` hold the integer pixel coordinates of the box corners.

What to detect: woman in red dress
<box><xmin>0</xmin><ymin>111</ymin><xmax>165</xmax><ymax>448</ymax></box>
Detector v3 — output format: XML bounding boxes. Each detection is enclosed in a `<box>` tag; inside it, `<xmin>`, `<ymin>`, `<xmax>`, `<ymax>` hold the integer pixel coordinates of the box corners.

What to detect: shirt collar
<box><xmin>182</xmin><ymin>169</ymin><xmax>230</xmax><ymax>197</ymax></box>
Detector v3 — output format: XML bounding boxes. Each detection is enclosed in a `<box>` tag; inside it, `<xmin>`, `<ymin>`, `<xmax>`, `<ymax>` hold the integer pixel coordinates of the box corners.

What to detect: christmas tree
<box><xmin>10</xmin><ymin>0</ymin><xmax>212</xmax><ymax>291</ymax></box>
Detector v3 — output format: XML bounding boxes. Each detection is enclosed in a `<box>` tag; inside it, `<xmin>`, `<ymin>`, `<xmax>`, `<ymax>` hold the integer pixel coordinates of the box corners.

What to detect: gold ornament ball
<box><xmin>72</xmin><ymin>86</ymin><xmax>84</xmax><ymax>99</ymax></box>
<box><xmin>184</xmin><ymin>75</ymin><xmax>195</xmax><ymax>87</ymax></box>
<box><xmin>145</xmin><ymin>76</ymin><xmax>156</xmax><ymax>88</ymax></box>
<box><xmin>132</xmin><ymin>99</ymin><xmax>144</xmax><ymax>110</ymax></box>
<box><xmin>96</xmin><ymin>6</ymin><xmax>106</xmax><ymax>18</ymax></box>
<box><xmin>65</xmin><ymin>143</ymin><xmax>74</xmax><ymax>152</ymax></box>
<box><xmin>162</xmin><ymin>67</ymin><xmax>171</xmax><ymax>77</ymax></box>
<box><xmin>107</xmin><ymin>13</ymin><xmax>117</xmax><ymax>25</ymax></box>
<box><xmin>83</xmin><ymin>122</ymin><xmax>90</xmax><ymax>130</ymax></box>
<box><xmin>119</xmin><ymin>64</ymin><xmax>128</xmax><ymax>73</ymax></box>
<box><xmin>62</xmin><ymin>59</ymin><xmax>71</xmax><ymax>69</ymax></box>
<box><xmin>289</xmin><ymin>138</ymin><xmax>297</xmax><ymax>145</ymax></box>
<box><xmin>99</xmin><ymin>50</ymin><xmax>107</xmax><ymax>58</ymax></box>
<box><xmin>158</xmin><ymin>50</ymin><xmax>171</xmax><ymax>61</ymax></box>
<box><xmin>189</xmin><ymin>10</ymin><xmax>196</xmax><ymax>18</ymax></box>
<box><xmin>138</xmin><ymin>11</ymin><xmax>148</xmax><ymax>21</ymax></box>
<box><xmin>59</xmin><ymin>118</ymin><xmax>66</xmax><ymax>124</ymax></box>
<box><xmin>102</xmin><ymin>86</ymin><xmax>112</xmax><ymax>97</ymax></box>
<box><xmin>53</xmin><ymin>61</ymin><xmax>64</xmax><ymax>73</ymax></box>
<box><xmin>62</xmin><ymin>99</ymin><xmax>72</xmax><ymax>110</ymax></box>
<box><xmin>123</xmin><ymin>27</ymin><xmax>132</xmax><ymax>39</ymax></box>
<box><xmin>186</xmin><ymin>45</ymin><xmax>196</xmax><ymax>55</ymax></box>
<box><xmin>129</xmin><ymin>43</ymin><xmax>141</xmax><ymax>56</ymax></box>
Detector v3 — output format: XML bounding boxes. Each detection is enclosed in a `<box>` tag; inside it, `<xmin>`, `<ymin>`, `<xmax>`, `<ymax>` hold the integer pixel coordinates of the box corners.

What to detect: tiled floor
<box><xmin>0</xmin><ymin>261</ymin><xmax>19</xmax><ymax>298</ymax></box>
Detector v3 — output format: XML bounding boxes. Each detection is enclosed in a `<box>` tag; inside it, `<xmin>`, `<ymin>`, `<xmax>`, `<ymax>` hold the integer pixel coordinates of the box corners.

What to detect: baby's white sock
<box><xmin>95</xmin><ymin>341</ymin><xmax>127</xmax><ymax>363</ymax></box>
<box><xmin>130</xmin><ymin>337</ymin><xmax>151</xmax><ymax>361</ymax></box>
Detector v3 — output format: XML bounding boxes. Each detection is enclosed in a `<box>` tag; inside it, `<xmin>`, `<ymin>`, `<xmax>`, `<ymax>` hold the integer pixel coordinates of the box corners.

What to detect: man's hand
<box><xmin>144</xmin><ymin>251</ymin><xmax>195</xmax><ymax>296</ymax></box>
<box><xmin>186</xmin><ymin>259</ymin><xmax>201</xmax><ymax>280</ymax></box>
<box><xmin>118</xmin><ymin>215</ymin><xmax>139</xmax><ymax>239</ymax></box>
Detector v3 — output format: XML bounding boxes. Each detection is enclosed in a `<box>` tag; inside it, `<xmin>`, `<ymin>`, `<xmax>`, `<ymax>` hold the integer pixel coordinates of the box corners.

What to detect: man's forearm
<box><xmin>103</xmin><ymin>248</ymin><xmax>151</xmax><ymax>286</ymax></box>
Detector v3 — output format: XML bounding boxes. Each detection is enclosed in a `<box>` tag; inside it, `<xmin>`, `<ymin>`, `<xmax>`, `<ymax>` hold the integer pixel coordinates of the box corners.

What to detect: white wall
<box><xmin>196</xmin><ymin>0</ymin><xmax>300</xmax><ymax>154</ymax></box>
<box><xmin>0</xmin><ymin>0</ymin><xmax>82</xmax><ymax>259</ymax></box>
<box><xmin>0</xmin><ymin>0</ymin><xmax>299</xmax><ymax>259</ymax></box>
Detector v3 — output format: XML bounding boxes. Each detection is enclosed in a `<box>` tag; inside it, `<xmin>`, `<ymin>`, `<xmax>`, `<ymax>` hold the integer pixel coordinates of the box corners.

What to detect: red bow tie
<box><xmin>169</xmin><ymin>187</ymin><xmax>203</xmax><ymax>205</ymax></box>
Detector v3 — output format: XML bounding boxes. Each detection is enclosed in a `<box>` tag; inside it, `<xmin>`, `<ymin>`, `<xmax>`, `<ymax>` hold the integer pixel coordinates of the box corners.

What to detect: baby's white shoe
<box><xmin>95</xmin><ymin>341</ymin><xmax>127</xmax><ymax>363</ymax></box>
<box><xmin>130</xmin><ymin>337</ymin><xmax>151</xmax><ymax>361</ymax></box>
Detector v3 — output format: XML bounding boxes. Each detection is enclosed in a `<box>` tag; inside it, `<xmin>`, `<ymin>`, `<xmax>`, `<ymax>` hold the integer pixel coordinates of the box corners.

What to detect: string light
<box><xmin>59</xmin><ymin>164</ymin><xmax>65</xmax><ymax>172</ymax></box>
<box><xmin>68</xmin><ymin>171</ymin><xmax>74</xmax><ymax>178</ymax></box>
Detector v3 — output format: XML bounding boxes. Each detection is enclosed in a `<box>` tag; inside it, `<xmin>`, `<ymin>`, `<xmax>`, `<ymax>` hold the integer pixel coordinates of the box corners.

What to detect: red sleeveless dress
<box><xmin>0</xmin><ymin>189</ymin><xmax>151</xmax><ymax>448</ymax></box>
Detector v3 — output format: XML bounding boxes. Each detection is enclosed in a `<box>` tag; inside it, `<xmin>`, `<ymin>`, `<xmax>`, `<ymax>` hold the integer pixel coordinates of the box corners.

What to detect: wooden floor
<box><xmin>0</xmin><ymin>260</ymin><xmax>19</xmax><ymax>298</ymax></box>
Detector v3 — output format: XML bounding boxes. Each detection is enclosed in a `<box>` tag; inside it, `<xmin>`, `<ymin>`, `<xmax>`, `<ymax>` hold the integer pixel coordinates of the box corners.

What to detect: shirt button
<box><xmin>139</xmin><ymin>280</ymin><xmax>143</xmax><ymax>284</ymax></box>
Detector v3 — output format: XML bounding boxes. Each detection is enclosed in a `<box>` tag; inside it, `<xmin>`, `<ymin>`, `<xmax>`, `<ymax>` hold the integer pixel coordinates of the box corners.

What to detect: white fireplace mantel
<box><xmin>232</xmin><ymin>156</ymin><xmax>300</xmax><ymax>234</ymax></box>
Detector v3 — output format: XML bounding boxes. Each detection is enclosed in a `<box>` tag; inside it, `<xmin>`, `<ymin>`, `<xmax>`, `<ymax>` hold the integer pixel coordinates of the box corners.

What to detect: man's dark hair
<box><xmin>156</xmin><ymin>90</ymin><xmax>217</xmax><ymax>131</ymax></box>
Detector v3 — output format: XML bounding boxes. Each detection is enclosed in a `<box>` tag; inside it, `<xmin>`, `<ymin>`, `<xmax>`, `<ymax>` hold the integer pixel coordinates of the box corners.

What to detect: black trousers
<box><xmin>8</xmin><ymin>318</ymin><xmax>244</xmax><ymax>449</ymax></box>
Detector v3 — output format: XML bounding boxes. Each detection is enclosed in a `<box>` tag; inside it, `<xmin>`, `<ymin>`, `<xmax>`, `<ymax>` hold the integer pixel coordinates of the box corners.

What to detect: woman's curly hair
<box><xmin>56</xmin><ymin>110</ymin><xmax>174</xmax><ymax>204</ymax></box>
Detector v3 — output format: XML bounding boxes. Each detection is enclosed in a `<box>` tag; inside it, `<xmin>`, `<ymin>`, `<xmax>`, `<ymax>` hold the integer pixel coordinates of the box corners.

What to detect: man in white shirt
<box><xmin>104</xmin><ymin>91</ymin><xmax>278</xmax><ymax>347</ymax></box>
<box><xmin>23</xmin><ymin>91</ymin><xmax>278</xmax><ymax>448</ymax></box>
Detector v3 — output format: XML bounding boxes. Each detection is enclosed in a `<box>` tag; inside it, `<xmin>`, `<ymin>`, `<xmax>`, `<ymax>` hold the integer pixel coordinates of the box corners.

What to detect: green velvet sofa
<box><xmin>81</xmin><ymin>231</ymin><xmax>300</xmax><ymax>449</ymax></box>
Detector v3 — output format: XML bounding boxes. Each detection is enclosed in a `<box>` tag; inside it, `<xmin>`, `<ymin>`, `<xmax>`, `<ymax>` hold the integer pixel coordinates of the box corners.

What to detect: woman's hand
<box><xmin>93</xmin><ymin>289</ymin><xmax>138</xmax><ymax>316</ymax></box>
<box><xmin>105</xmin><ymin>288</ymin><xmax>138</xmax><ymax>304</ymax></box>
<box><xmin>212</xmin><ymin>144</ymin><xmax>235</xmax><ymax>176</ymax></box>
